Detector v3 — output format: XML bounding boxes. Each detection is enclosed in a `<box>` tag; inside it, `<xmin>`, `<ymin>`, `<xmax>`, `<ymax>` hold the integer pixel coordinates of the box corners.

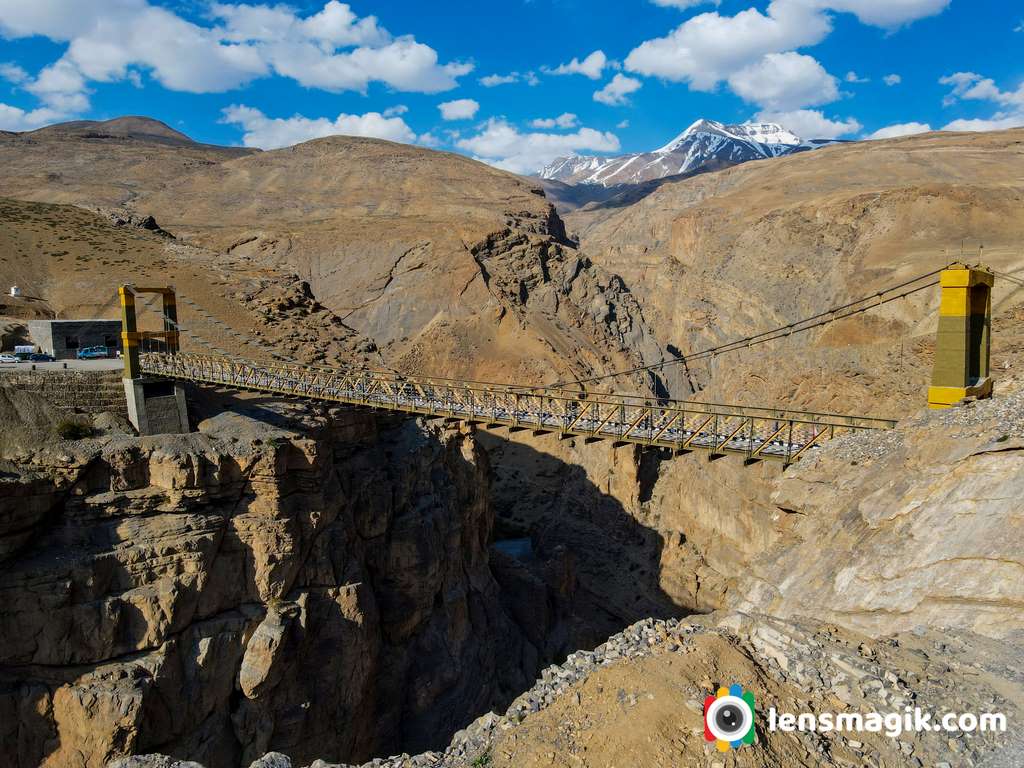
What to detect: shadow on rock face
<box><xmin>479</xmin><ymin>431</ymin><xmax>688</xmax><ymax>653</ymax></box>
<box><xmin>0</xmin><ymin>398</ymin><xmax>702</xmax><ymax>768</ymax></box>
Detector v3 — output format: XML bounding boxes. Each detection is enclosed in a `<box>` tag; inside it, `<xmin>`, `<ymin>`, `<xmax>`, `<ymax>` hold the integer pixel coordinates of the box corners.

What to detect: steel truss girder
<box><xmin>138</xmin><ymin>352</ymin><xmax>894</xmax><ymax>464</ymax></box>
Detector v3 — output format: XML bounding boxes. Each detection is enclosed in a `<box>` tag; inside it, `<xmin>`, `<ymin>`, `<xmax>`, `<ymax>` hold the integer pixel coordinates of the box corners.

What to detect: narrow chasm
<box><xmin>0</xmin><ymin>387</ymin><xmax>694</xmax><ymax>768</ymax></box>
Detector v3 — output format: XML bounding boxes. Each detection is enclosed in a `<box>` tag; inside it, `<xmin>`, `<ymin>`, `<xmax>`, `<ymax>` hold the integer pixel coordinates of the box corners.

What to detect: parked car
<box><xmin>29</xmin><ymin>353</ymin><xmax>56</xmax><ymax>362</ymax></box>
<box><xmin>76</xmin><ymin>346</ymin><xmax>111</xmax><ymax>360</ymax></box>
<box><xmin>0</xmin><ymin>353</ymin><xmax>19</xmax><ymax>363</ymax></box>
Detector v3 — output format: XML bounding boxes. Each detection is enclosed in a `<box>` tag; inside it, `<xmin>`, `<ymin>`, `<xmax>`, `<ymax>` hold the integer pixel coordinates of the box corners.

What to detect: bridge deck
<box><xmin>140</xmin><ymin>353</ymin><xmax>897</xmax><ymax>463</ymax></box>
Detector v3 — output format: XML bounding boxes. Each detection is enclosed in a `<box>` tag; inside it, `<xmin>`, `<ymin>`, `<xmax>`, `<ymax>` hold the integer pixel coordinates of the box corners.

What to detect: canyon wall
<box><xmin>0</xmin><ymin>403</ymin><xmax>563</xmax><ymax>768</ymax></box>
<box><xmin>480</xmin><ymin>378</ymin><xmax>1024</xmax><ymax>654</ymax></box>
<box><xmin>735</xmin><ymin>385</ymin><xmax>1024</xmax><ymax>639</ymax></box>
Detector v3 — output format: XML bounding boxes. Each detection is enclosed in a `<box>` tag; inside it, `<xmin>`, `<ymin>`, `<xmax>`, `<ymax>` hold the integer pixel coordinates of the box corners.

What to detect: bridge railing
<box><xmin>140</xmin><ymin>352</ymin><xmax>896</xmax><ymax>463</ymax></box>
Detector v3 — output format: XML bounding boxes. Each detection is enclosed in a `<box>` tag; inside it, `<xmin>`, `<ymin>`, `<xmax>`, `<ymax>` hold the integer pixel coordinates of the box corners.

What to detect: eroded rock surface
<box><xmin>144</xmin><ymin>612</ymin><xmax>1024</xmax><ymax>768</ymax></box>
<box><xmin>0</xmin><ymin>407</ymin><xmax>561</xmax><ymax>768</ymax></box>
<box><xmin>736</xmin><ymin>385</ymin><xmax>1024</xmax><ymax>639</ymax></box>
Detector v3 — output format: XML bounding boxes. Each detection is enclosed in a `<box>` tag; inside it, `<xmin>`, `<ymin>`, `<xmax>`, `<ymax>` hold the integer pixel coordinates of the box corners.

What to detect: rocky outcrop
<box><xmin>153</xmin><ymin>612</ymin><xmax>1024</xmax><ymax>768</ymax></box>
<box><xmin>96</xmin><ymin>208</ymin><xmax>175</xmax><ymax>238</ymax></box>
<box><xmin>458</xmin><ymin>225</ymin><xmax>669</xmax><ymax>393</ymax></box>
<box><xmin>0</xmin><ymin>406</ymin><xmax>561</xmax><ymax>768</ymax></box>
<box><xmin>232</xmin><ymin>276</ymin><xmax>383</xmax><ymax>367</ymax></box>
<box><xmin>735</xmin><ymin>384</ymin><xmax>1024</xmax><ymax>639</ymax></box>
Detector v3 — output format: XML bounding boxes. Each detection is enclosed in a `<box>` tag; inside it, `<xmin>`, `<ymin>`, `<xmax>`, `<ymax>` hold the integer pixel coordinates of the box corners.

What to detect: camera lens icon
<box><xmin>703</xmin><ymin>684</ymin><xmax>755</xmax><ymax>751</ymax></box>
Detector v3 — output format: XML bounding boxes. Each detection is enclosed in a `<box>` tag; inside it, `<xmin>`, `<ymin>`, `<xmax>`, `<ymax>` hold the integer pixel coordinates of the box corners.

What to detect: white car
<box><xmin>0</xmin><ymin>353</ymin><xmax>19</xmax><ymax>363</ymax></box>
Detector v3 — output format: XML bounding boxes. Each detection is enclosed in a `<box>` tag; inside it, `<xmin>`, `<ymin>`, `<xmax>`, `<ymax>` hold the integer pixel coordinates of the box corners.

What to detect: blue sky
<box><xmin>0</xmin><ymin>1</ymin><xmax>1021</xmax><ymax>173</ymax></box>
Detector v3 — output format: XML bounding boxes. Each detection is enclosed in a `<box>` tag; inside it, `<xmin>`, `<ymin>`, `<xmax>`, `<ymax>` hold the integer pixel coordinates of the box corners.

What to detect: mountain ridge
<box><xmin>28</xmin><ymin>116</ymin><xmax>199</xmax><ymax>146</ymax></box>
<box><xmin>539</xmin><ymin>118</ymin><xmax>843</xmax><ymax>188</ymax></box>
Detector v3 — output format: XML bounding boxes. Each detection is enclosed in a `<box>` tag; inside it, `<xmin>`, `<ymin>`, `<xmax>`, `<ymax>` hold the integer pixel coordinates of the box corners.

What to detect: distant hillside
<box><xmin>566</xmin><ymin>127</ymin><xmax>1024</xmax><ymax>415</ymax></box>
<box><xmin>0</xmin><ymin>116</ymin><xmax>254</xmax><ymax>208</ymax></box>
<box><xmin>27</xmin><ymin>116</ymin><xmax>197</xmax><ymax>145</ymax></box>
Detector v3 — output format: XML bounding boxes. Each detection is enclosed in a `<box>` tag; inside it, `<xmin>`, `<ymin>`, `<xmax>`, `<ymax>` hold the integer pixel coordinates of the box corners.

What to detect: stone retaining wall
<box><xmin>0</xmin><ymin>369</ymin><xmax>128</xmax><ymax>416</ymax></box>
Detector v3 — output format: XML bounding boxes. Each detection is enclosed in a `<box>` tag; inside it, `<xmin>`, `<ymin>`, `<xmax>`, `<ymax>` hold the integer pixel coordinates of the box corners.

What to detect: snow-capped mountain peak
<box><xmin>654</xmin><ymin>119</ymin><xmax>712</xmax><ymax>154</ymax></box>
<box><xmin>654</xmin><ymin>120</ymin><xmax>802</xmax><ymax>155</ymax></box>
<box><xmin>540</xmin><ymin>118</ymin><xmax>822</xmax><ymax>188</ymax></box>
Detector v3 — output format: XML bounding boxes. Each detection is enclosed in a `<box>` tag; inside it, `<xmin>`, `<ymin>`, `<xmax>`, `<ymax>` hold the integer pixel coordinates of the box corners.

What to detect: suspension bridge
<box><xmin>112</xmin><ymin>263</ymin><xmax>1000</xmax><ymax>464</ymax></box>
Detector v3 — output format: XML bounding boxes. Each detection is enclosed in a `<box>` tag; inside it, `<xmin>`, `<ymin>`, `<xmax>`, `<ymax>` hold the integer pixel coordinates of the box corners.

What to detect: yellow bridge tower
<box><xmin>118</xmin><ymin>284</ymin><xmax>189</xmax><ymax>434</ymax></box>
<box><xmin>927</xmin><ymin>264</ymin><xmax>994</xmax><ymax>409</ymax></box>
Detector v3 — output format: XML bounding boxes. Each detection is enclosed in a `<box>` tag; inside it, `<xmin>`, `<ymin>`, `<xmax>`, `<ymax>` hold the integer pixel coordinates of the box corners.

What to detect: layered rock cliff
<box><xmin>474</xmin><ymin>379</ymin><xmax>1024</xmax><ymax>685</ymax></box>
<box><xmin>0</xmin><ymin>402</ymin><xmax>563</xmax><ymax>768</ymax></box>
<box><xmin>202</xmin><ymin>384</ymin><xmax>1024</xmax><ymax>768</ymax></box>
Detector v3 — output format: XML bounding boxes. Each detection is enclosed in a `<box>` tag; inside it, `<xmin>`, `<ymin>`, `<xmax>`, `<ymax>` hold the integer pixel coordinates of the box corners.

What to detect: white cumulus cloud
<box><xmin>594</xmin><ymin>74</ymin><xmax>642</xmax><ymax>106</ymax></box>
<box><xmin>438</xmin><ymin>98</ymin><xmax>479</xmax><ymax>121</ymax></box>
<box><xmin>939</xmin><ymin>72</ymin><xmax>1024</xmax><ymax>134</ymax></box>
<box><xmin>867</xmin><ymin>122</ymin><xmax>932</xmax><ymax>140</ymax></box>
<box><xmin>624</xmin><ymin>0</ymin><xmax>950</xmax><ymax>100</ymax></box>
<box><xmin>0</xmin><ymin>102</ymin><xmax>64</xmax><ymax>131</ymax></box>
<box><xmin>728</xmin><ymin>52</ymin><xmax>839</xmax><ymax>111</ymax></box>
<box><xmin>756</xmin><ymin>108</ymin><xmax>862</xmax><ymax>139</ymax></box>
<box><xmin>479</xmin><ymin>71</ymin><xmax>538</xmax><ymax>87</ymax></box>
<box><xmin>940</xmin><ymin>72</ymin><xmax>1024</xmax><ymax>108</ymax></box>
<box><xmin>650</xmin><ymin>0</ymin><xmax>720</xmax><ymax>8</ymax></box>
<box><xmin>546</xmin><ymin>50</ymin><xmax>611</xmax><ymax>80</ymax></box>
<box><xmin>530</xmin><ymin>113</ymin><xmax>579</xmax><ymax>129</ymax></box>
<box><xmin>480</xmin><ymin>73</ymin><xmax>518</xmax><ymax>87</ymax></box>
<box><xmin>221</xmin><ymin>104</ymin><xmax>416</xmax><ymax>149</ymax></box>
<box><xmin>0</xmin><ymin>1</ymin><xmax>470</xmax><ymax>121</ymax></box>
<box><xmin>213</xmin><ymin>1</ymin><xmax>386</xmax><ymax>47</ymax></box>
<box><xmin>0</xmin><ymin>61</ymin><xmax>27</xmax><ymax>83</ymax></box>
<box><xmin>456</xmin><ymin>118</ymin><xmax>621</xmax><ymax>175</ymax></box>
<box><xmin>884</xmin><ymin>73</ymin><xmax>902</xmax><ymax>86</ymax></box>
<box><xmin>24</xmin><ymin>57</ymin><xmax>90</xmax><ymax>114</ymax></box>
<box><xmin>624</xmin><ymin>2</ymin><xmax>832</xmax><ymax>89</ymax></box>
<box><xmin>943</xmin><ymin>115</ymin><xmax>1024</xmax><ymax>132</ymax></box>
<box><xmin>819</xmin><ymin>0</ymin><xmax>951</xmax><ymax>28</ymax></box>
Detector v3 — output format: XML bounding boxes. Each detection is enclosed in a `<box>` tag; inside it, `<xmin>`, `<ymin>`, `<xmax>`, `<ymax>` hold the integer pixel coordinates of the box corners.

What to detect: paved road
<box><xmin>0</xmin><ymin>359</ymin><xmax>122</xmax><ymax>372</ymax></box>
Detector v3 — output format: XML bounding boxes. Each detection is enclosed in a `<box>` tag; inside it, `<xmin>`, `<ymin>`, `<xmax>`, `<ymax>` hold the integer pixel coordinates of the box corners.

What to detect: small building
<box><xmin>27</xmin><ymin>319</ymin><xmax>122</xmax><ymax>360</ymax></box>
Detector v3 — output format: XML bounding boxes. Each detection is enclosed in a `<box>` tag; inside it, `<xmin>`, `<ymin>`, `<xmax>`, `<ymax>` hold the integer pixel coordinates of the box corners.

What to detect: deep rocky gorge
<box><xmin>4</xmin><ymin>380</ymin><xmax>1024</xmax><ymax>768</ymax></box>
<box><xmin>0</xmin><ymin>402</ymin><xmax>574</xmax><ymax>768</ymax></box>
<box><xmin>1</xmin><ymin>120</ymin><xmax>1023</xmax><ymax>767</ymax></box>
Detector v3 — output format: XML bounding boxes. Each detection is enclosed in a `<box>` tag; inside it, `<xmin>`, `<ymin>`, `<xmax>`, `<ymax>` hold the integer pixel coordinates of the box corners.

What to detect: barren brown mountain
<box><xmin>0</xmin><ymin>117</ymin><xmax>253</xmax><ymax>208</ymax></box>
<box><xmin>0</xmin><ymin>119</ymin><xmax>666</xmax><ymax>388</ymax></box>
<box><xmin>567</xmin><ymin>128</ymin><xmax>1024</xmax><ymax>415</ymax></box>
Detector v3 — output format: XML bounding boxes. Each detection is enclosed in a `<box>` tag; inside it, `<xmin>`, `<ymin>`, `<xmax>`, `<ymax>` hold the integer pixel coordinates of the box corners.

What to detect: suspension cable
<box><xmin>135</xmin><ymin>263</ymin><xmax>998</xmax><ymax>398</ymax></box>
<box><xmin>992</xmin><ymin>269</ymin><xmax>1024</xmax><ymax>287</ymax></box>
<box><xmin>551</xmin><ymin>266</ymin><xmax>949</xmax><ymax>389</ymax></box>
